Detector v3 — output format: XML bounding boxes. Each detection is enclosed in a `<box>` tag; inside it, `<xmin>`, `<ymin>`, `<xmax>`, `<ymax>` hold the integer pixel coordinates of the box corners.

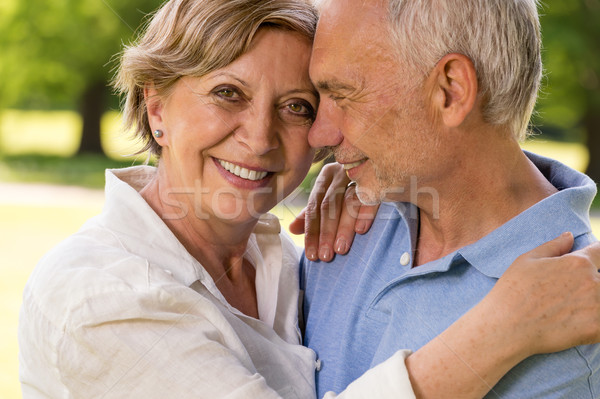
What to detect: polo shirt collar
<box><xmin>458</xmin><ymin>152</ymin><xmax>596</xmax><ymax>278</ymax></box>
<box><xmin>392</xmin><ymin>151</ymin><xmax>596</xmax><ymax>279</ymax></box>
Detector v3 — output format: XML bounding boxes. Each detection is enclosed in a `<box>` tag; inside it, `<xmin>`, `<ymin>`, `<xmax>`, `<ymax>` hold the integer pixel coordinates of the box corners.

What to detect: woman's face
<box><xmin>149</xmin><ymin>28</ymin><xmax>316</xmax><ymax>224</ymax></box>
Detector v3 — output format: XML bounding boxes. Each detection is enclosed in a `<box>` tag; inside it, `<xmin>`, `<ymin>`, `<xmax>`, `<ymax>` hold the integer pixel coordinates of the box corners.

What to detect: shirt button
<box><xmin>315</xmin><ymin>359</ymin><xmax>322</xmax><ymax>371</ymax></box>
<box><xmin>400</xmin><ymin>252</ymin><xmax>411</xmax><ymax>266</ymax></box>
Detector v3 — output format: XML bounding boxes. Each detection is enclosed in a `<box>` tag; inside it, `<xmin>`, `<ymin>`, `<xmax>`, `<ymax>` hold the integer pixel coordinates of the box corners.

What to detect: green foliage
<box><xmin>535</xmin><ymin>0</ymin><xmax>600</xmax><ymax>137</ymax></box>
<box><xmin>0</xmin><ymin>0</ymin><xmax>163</xmax><ymax>110</ymax></box>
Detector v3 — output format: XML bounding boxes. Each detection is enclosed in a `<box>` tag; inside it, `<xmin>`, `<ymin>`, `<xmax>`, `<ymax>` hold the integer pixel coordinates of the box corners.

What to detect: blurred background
<box><xmin>1</xmin><ymin>0</ymin><xmax>599</xmax><ymax>397</ymax></box>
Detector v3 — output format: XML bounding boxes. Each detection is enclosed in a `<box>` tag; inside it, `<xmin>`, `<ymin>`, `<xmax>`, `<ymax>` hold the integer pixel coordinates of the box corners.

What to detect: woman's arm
<box><xmin>406</xmin><ymin>233</ymin><xmax>600</xmax><ymax>398</ymax></box>
<box><xmin>325</xmin><ymin>233</ymin><xmax>600</xmax><ymax>399</ymax></box>
<box><xmin>294</xmin><ymin>163</ymin><xmax>600</xmax><ymax>397</ymax></box>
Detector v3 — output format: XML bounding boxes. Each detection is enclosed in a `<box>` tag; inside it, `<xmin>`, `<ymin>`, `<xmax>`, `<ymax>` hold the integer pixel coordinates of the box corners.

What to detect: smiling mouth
<box><xmin>217</xmin><ymin>159</ymin><xmax>270</xmax><ymax>181</ymax></box>
<box><xmin>342</xmin><ymin>159</ymin><xmax>368</xmax><ymax>170</ymax></box>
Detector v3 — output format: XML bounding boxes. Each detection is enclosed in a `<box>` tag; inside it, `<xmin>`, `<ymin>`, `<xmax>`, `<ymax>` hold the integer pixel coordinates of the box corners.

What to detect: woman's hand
<box><xmin>289</xmin><ymin>162</ymin><xmax>379</xmax><ymax>262</ymax></box>
<box><xmin>406</xmin><ymin>233</ymin><xmax>600</xmax><ymax>399</ymax></box>
<box><xmin>486</xmin><ymin>232</ymin><xmax>600</xmax><ymax>354</ymax></box>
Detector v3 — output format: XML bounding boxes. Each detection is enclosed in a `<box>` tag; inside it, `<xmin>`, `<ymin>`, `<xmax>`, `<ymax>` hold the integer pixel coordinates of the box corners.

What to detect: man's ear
<box><xmin>144</xmin><ymin>84</ymin><xmax>165</xmax><ymax>134</ymax></box>
<box><xmin>427</xmin><ymin>53</ymin><xmax>478</xmax><ymax>128</ymax></box>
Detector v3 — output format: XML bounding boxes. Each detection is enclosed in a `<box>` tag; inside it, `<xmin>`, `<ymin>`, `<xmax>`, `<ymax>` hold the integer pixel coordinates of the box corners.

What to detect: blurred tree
<box><xmin>0</xmin><ymin>0</ymin><xmax>162</xmax><ymax>154</ymax></box>
<box><xmin>537</xmin><ymin>0</ymin><xmax>600</xmax><ymax>182</ymax></box>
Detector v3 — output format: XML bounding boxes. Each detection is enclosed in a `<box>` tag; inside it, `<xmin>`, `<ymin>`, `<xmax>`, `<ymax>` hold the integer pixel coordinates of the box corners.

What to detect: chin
<box><xmin>355</xmin><ymin>186</ymin><xmax>383</xmax><ymax>206</ymax></box>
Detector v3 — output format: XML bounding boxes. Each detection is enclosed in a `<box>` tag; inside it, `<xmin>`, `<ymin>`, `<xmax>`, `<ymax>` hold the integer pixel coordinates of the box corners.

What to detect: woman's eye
<box><xmin>217</xmin><ymin>88</ymin><xmax>237</xmax><ymax>98</ymax></box>
<box><xmin>289</xmin><ymin>103</ymin><xmax>307</xmax><ymax>113</ymax></box>
<box><xmin>286</xmin><ymin>101</ymin><xmax>314</xmax><ymax>117</ymax></box>
<box><xmin>212</xmin><ymin>86</ymin><xmax>243</xmax><ymax>102</ymax></box>
<box><xmin>280</xmin><ymin>100</ymin><xmax>315</xmax><ymax>125</ymax></box>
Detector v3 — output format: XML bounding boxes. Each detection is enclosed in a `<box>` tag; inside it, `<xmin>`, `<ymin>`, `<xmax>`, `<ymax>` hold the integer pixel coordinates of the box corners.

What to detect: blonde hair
<box><xmin>387</xmin><ymin>0</ymin><xmax>542</xmax><ymax>140</ymax></box>
<box><xmin>114</xmin><ymin>0</ymin><xmax>318</xmax><ymax>157</ymax></box>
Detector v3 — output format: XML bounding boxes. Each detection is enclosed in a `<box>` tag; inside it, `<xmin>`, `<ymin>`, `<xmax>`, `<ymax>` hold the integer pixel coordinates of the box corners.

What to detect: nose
<box><xmin>235</xmin><ymin>106</ymin><xmax>279</xmax><ymax>155</ymax></box>
<box><xmin>308</xmin><ymin>99</ymin><xmax>343</xmax><ymax>149</ymax></box>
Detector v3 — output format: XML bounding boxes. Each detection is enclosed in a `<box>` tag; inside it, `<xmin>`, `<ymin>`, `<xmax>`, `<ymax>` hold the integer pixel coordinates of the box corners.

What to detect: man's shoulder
<box><xmin>491</xmin><ymin>343</ymin><xmax>600</xmax><ymax>398</ymax></box>
<box><xmin>573</xmin><ymin>231</ymin><xmax>598</xmax><ymax>250</ymax></box>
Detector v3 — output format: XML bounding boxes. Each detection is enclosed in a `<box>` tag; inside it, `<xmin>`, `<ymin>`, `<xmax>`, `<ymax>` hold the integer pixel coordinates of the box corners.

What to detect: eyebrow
<box><xmin>282</xmin><ymin>88</ymin><xmax>318</xmax><ymax>98</ymax></box>
<box><xmin>315</xmin><ymin>79</ymin><xmax>357</xmax><ymax>93</ymax></box>
<box><xmin>209</xmin><ymin>72</ymin><xmax>249</xmax><ymax>87</ymax></box>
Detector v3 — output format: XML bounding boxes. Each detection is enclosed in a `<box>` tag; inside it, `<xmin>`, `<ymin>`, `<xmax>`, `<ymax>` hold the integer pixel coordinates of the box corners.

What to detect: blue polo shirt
<box><xmin>301</xmin><ymin>152</ymin><xmax>599</xmax><ymax>398</ymax></box>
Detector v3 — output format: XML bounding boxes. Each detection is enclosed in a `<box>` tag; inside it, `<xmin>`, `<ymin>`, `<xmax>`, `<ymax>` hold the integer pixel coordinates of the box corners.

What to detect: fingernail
<box><xmin>355</xmin><ymin>220</ymin><xmax>367</xmax><ymax>234</ymax></box>
<box><xmin>335</xmin><ymin>237</ymin><xmax>348</xmax><ymax>254</ymax></box>
<box><xmin>319</xmin><ymin>246</ymin><xmax>331</xmax><ymax>261</ymax></box>
<box><xmin>306</xmin><ymin>247</ymin><xmax>318</xmax><ymax>261</ymax></box>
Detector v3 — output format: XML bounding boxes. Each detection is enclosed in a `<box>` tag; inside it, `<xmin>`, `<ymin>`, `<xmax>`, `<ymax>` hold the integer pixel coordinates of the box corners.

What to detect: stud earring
<box><xmin>153</xmin><ymin>129</ymin><xmax>164</xmax><ymax>138</ymax></box>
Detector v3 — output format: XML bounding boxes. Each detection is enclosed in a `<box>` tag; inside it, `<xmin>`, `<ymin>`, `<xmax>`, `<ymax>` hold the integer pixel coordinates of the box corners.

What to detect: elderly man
<box><xmin>301</xmin><ymin>0</ymin><xmax>600</xmax><ymax>398</ymax></box>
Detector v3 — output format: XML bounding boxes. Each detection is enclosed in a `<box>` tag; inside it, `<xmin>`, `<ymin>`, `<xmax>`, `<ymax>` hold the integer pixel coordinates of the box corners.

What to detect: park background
<box><xmin>1</xmin><ymin>0</ymin><xmax>599</xmax><ymax>397</ymax></box>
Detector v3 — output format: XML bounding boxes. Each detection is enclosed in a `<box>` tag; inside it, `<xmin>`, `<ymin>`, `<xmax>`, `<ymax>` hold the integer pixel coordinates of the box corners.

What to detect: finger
<box><xmin>569</xmin><ymin>241</ymin><xmax>600</xmax><ymax>271</ymax></box>
<box><xmin>333</xmin><ymin>186</ymin><xmax>363</xmax><ymax>255</ymax></box>
<box><xmin>289</xmin><ymin>208</ymin><xmax>306</xmax><ymax>235</ymax></box>
<box><xmin>317</xmin><ymin>183</ymin><xmax>346</xmax><ymax>261</ymax></box>
<box><xmin>303</xmin><ymin>169</ymin><xmax>334</xmax><ymax>261</ymax></box>
<box><xmin>525</xmin><ymin>232</ymin><xmax>574</xmax><ymax>259</ymax></box>
<box><xmin>354</xmin><ymin>203</ymin><xmax>379</xmax><ymax>235</ymax></box>
<box><xmin>304</xmin><ymin>193</ymin><xmax>323</xmax><ymax>261</ymax></box>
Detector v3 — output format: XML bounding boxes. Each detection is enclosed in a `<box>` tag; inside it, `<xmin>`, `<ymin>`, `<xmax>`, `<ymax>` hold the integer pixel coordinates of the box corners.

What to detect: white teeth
<box><xmin>343</xmin><ymin>160</ymin><xmax>366</xmax><ymax>170</ymax></box>
<box><xmin>218</xmin><ymin>160</ymin><xmax>268</xmax><ymax>181</ymax></box>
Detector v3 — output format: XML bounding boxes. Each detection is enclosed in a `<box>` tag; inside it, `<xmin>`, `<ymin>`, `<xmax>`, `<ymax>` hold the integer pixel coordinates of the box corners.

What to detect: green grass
<box><xmin>0</xmin><ymin>110</ymin><xmax>151</xmax><ymax>189</ymax></box>
<box><xmin>0</xmin><ymin>154</ymin><xmax>145</xmax><ymax>188</ymax></box>
<box><xmin>0</xmin><ymin>109</ymin><xmax>144</xmax><ymax>159</ymax></box>
<box><xmin>0</xmin><ymin>110</ymin><xmax>599</xmax><ymax>398</ymax></box>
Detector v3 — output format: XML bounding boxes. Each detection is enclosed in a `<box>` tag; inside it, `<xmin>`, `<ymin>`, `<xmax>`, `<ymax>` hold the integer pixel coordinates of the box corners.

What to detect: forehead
<box><xmin>311</xmin><ymin>0</ymin><xmax>394</xmax><ymax>80</ymax></box>
<box><xmin>236</xmin><ymin>28</ymin><xmax>312</xmax><ymax>67</ymax></box>
<box><xmin>222</xmin><ymin>28</ymin><xmax>314</xmax><ymax>86</ymax></box>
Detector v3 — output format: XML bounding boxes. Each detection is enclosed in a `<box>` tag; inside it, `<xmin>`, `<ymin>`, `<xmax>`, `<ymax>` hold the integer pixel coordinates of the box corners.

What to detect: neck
<box><xmin>140</xmin><ymin>166</ymin><xmax>259</xmax><ymax>316</ymax></box>
<box><xmin>413</xmin><ymin>131</ymin><xmax>557</xmax><ymax>266</ymax></box>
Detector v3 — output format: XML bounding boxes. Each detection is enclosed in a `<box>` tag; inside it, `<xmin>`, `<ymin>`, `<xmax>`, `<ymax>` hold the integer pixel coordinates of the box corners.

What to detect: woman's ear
<box><xmin>427</xmin><ymin>53</ymin><xmax>478</xmax><ymax>128</ymax></box>
<box><xmin>144</xmin><ymin>84</ymin><xmax>165</xmax><ymax>138</ymax></box>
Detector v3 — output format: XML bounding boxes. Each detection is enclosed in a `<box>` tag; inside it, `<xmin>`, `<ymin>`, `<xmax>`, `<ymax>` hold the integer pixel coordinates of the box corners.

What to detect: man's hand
<box><xmin>289</xmin><ymin>162</ymin><xmax>378</xmax><ymax>262</ymax></box>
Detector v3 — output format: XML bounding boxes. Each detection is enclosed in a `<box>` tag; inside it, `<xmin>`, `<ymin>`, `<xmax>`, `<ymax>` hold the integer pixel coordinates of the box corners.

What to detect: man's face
<box><xmin>309</xmin><ymin>0</ymin><xmax>440</xmax><ymax>204</ymax></box>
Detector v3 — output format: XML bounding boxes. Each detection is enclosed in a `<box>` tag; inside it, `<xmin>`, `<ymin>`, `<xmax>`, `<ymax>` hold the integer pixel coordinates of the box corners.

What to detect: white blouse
<box><xmin>19</xmin><ymin>166</ymin><xmax>414</xmax><ymax>399</ymax></box>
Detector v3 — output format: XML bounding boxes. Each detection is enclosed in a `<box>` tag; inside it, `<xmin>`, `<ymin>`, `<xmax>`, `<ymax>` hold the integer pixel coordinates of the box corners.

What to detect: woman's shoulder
<box><xmin>22</xmin><ymin>221</ymin><xmax>189</xmax><ymax>328</ymax></box>
<box><xmin>26</xmin><ymin>227</ymin><xmax>140</xmax><ymax>293</ymax></box>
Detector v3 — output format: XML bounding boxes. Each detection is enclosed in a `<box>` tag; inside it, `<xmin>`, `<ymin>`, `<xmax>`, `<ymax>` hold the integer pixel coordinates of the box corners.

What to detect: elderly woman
<box><xmin>19</xmin><ymin>0</ymin><xmax>600</xmax><ymax>398</ymax></box>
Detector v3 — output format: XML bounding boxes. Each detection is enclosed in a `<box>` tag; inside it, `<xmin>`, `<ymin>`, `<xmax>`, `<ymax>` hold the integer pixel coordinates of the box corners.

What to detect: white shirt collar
<box><xmin>103</xmin><ymin>166</ymin><xmax>284</xmax><ymax>326</ymax></box>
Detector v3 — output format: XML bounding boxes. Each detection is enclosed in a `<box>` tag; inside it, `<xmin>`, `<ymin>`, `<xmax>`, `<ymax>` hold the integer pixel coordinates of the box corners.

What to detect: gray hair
<box><xmin>387</xmin><ymin>0</ymin><xmax>542</xmax><ymax>140</ymax></box>
<box><xmin>114</xmin><ymin>0</ymin><xmax>318</xmax><ymax>158</ymax></box>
